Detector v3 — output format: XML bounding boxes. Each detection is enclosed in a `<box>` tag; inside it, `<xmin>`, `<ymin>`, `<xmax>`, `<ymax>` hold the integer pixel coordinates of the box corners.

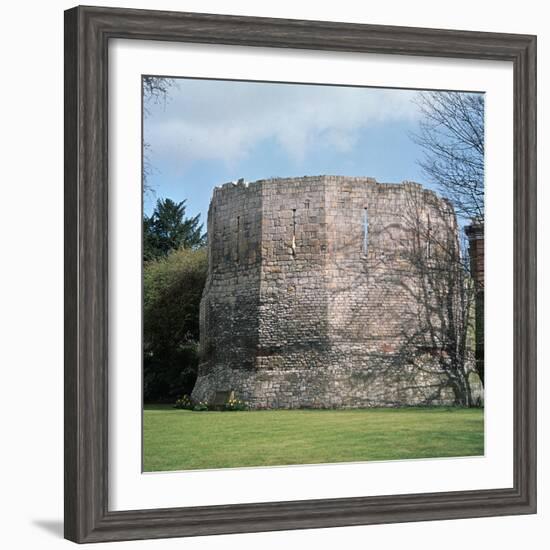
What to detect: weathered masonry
<box><xmin>192</xmin><ymin>176</ymin><xmax>468</xmax><ymax>408</ymax></box>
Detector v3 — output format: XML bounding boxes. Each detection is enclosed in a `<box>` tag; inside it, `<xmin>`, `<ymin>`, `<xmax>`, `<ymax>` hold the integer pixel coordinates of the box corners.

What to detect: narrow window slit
<box><xmin>426</xmin><ymin>214</ymin><xmax>431</xmax><ymax>260</ymax></box>
<box><xmin>291</xmin><ymin>209</ymin><xmax>297</xmax><ymax>256</ymax></box>
<box><xmin>236</xmin><ymin>216</ymin><xmax>240</xmax><ymax>263</ymax></box>
<box><xmin>363</xmin><ymin>207</ymin><xmax>369</xmax><ymax>255</ymax></box>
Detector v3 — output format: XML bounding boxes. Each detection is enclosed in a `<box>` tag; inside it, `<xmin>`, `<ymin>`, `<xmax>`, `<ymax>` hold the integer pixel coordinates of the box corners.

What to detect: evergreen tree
<box><xmin>144</xmin><ymin>198</ymin><xmax>205</xmax><ymax>261</ymax></box>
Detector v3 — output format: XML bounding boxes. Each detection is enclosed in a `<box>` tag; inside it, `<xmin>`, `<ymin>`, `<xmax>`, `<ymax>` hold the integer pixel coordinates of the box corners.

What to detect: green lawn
<box><xmin>143</xmin><ymin>405</ymin><xmax>484</xmax><ymax>472</ymax></box>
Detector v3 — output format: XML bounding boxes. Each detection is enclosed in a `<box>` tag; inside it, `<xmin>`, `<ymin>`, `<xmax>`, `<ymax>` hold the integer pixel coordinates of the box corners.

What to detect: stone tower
<box><xmin>192</xmin><ymin>176</ymin><xmax>464</xmax><ymax>408</ymax></box>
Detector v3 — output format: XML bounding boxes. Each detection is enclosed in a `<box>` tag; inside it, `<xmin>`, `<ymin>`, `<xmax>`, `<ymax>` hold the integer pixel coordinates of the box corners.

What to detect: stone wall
<box><xmin>192</xmin><ymin>176</ymin><xmax>476</xmax><ymax>408</ymax></box>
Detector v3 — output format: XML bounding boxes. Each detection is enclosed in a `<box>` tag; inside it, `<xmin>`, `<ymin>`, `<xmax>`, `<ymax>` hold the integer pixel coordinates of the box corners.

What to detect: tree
<box><xmin>142</xmin><ymin>76</ymin><xmax>176</xmax><ymax>192</ymax></box>
<box><xmin>143</xmin><ymin>76</ymin><xmax>175</xmax><ymax>110</ymax></box>
<box><xmin>412</xmin><ymin>91</ymin><xmax>484</xmax><ymax>222</ymax></box>
<box><xmin>144</xmin><ymin>198</ymin><xmax>206</xmax><ymax>261</ymax></box>
<box><xmin>391</xmin><ymin>189</ymin><xmax>481</xmax><ymax>405</ymax></box>
<box><xmin>412</xmin><ymin>91</ymin><xmax>485</xmax><ymax>391</ymax></box>
<box><xmin>143</xmin><ymin>247</ymin><xmax>208</xmax><ymax>402</ymax></box>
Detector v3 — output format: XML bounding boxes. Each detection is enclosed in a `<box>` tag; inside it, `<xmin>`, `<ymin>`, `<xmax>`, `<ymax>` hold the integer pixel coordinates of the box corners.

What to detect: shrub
<box><xmin>223</xmin><ymin>397</ymin><xmax>249</xmax><ymax>411</ymax></box>
<box><xmin>192</xmin><ymin>401</ymin><xmax>209</xmax><ymax>411</ymax></box>
<box><xmin>173</xmin><ymin>395</ymin><xmax>193</xmax><ymax>409</ymax></box>
<box><xmin>143</xmin><ymin>247</ymin><xmax>207</xmax><ymax>403</ymax></box>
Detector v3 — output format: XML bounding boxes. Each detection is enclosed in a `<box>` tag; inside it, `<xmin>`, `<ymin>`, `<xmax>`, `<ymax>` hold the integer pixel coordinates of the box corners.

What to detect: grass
<box><xmin>143</xmin><ymin>405</ymin><xmax>484</xmax><ymax>472</ymax></box>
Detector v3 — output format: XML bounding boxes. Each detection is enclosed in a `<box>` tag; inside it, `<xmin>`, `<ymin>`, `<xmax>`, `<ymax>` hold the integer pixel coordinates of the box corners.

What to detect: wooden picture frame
<box><xmin>64</xmin><ymin>5</ymin><xmax>537</xmax><ymax>543</ymax></box>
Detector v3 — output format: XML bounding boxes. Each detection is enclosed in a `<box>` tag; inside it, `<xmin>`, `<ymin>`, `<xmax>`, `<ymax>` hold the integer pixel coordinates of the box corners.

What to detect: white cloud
<box><xmin>144</xmin><ymin>79</ymin><xmax>421</xmax><ymax>167</ymax></box>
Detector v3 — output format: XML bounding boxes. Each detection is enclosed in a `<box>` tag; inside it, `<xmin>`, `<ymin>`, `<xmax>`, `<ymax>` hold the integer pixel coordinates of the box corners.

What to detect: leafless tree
<box><xmin>143</xmin><ymin>76</ymin><xmax>176</xmax><ymax>193</ymax></box>
<box><xmin>143</xmin><ymin>76</ymin><xmax>176</xmax><ymax>114</ymax></box>
<box><xmin>412</xmin><ymin>91</ymin><xmax>484</xmax><ymax>223</ymax></box>
<box><xmin>389</xmin><ymin>189</ymin><xmax>479</xmax><ymax>406</ymax></box>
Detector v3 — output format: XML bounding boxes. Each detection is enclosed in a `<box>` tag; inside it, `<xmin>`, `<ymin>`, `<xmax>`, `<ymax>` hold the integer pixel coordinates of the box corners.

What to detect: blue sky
<box><xmin>144</xmin><ymin>78</ymin><xmax>436</xmax><ymax>227</ymax></box>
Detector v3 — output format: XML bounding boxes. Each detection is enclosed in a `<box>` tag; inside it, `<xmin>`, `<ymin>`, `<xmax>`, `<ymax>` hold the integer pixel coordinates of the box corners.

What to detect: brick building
<box><xmin>465</xmin><ymin>220</ymin><xmax>485</xmax><ymax>385</ymax></box>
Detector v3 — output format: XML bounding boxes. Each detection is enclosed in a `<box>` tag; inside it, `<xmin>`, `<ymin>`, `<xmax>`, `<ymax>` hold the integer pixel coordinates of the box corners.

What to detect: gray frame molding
<box><xmin>64</xmin><ymin>5</ymin><xmax>537</xmax><ymax>543</ymax></box>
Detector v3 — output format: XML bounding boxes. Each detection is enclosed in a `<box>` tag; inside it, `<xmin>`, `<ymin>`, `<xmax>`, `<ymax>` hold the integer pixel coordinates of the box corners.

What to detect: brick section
<box><xmin>192</xmin><ymin>176</ymin><xmax>464</xmax><ymax>408</ymax></box>
<box><xmin>465</xmin><ymin>221</ymin><xmax>485</xmax><ymax>383</ymax></box>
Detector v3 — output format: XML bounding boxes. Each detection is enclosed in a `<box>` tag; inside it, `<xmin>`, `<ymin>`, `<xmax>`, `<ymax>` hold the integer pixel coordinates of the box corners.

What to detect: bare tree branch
<box><xmin>142</xmin><ymin>76</ymin><xmax>177</xmax><ymax>194</ymax></box>
<box><xmin>412</xmin><ymin>91</ymin><xmax>485</xmax><ymax>222</ymax></box>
